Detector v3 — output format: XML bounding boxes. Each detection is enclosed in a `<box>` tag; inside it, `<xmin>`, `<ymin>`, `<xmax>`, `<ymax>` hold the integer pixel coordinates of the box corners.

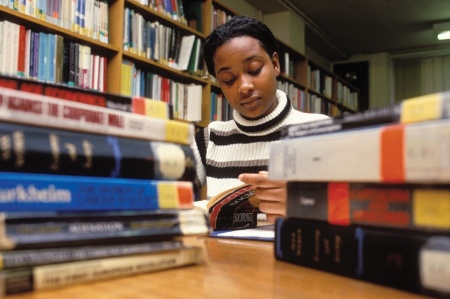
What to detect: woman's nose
<box><xmin>238</xmin><ymin>77</ymin><xmax>254</xmax><ymax>95</ymax></box>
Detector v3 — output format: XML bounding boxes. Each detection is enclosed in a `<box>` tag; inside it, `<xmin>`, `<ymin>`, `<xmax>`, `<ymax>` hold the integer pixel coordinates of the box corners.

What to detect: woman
<box><xmin>192</xmin><ymin>16</ymin><xmax>329</xmax><ymax>222</ymax></box>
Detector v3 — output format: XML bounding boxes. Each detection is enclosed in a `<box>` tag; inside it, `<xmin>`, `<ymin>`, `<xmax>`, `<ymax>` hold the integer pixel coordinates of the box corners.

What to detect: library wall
<box><xmin>264</xmin><ymin>11</ymin><xmax>305</xmax><ymax>55</ymax></box>
<box><xmin>333</xmin><ymin>52</ymin><xmax>392</xmax><ymax>109</ymax></box>
<box><xmin>220</xmin><ymin>0</ymin><xmax>260</xmax><ymax>20</ymax></box>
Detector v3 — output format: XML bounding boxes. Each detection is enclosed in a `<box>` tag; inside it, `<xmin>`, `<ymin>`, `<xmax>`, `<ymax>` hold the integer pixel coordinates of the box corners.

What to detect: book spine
<box><xmin>16</xmin><ymin>25</ymin><xmax>26</xmax><ymax>77</ymax></box>
<box><xmin>132</xmin><ymin>96</ymin><xmax>171</xmax><ymax>119</ymax></box>
<box><xmin>0</xmin><ymin>171</ymin><xmax>195</xmax><ymax>212</ymax></box>
<box><xmin>0</xmin><ymin>86</ymin><xmax>194</xmax><ymax>145</ymax></box>
<box><xmin>0</xmin><ymin>209</ymin><xmax>209</xmax><ymax>250</ymax></box>
<box><xmin>282</xmin><ymin>91</ymin><xmax>450</xmax><ymax>139</ymax></box>
<box><xmin>269</xmin><ymin>118</ymin><xmax>450</xmax><ymax>183</ymax></box>
<box><xmin>274</xmin><ymin>217</ymin><xmax>450</xmax><ymax>298</ymax></box>
<box><xmin>0</xmin><ymin>240</ymin><xmax>184</xmax><ymax>269</ymax></box>
<box><xmin>286</xmin><ymin>182</ymin><xmax>450</xmax><ymax>231</ymax></box>
<box><xmin>0</xmin><ymin>121</ymin><xmax>196</xmax><ymax>182</ymax></box>
<box><xmin>0</xmin><ymin>246</ymin><xmax>203</xmax><ymax>294</ymax></box>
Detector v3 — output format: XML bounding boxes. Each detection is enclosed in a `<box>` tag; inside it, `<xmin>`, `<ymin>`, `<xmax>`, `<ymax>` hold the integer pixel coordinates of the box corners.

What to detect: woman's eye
<box><xmin>223</xmin><ymin>78</ymin><xmax>235</xmax><ymax>85</ymax></box>
<box><xmin>249</xmin><ymin>67</ymin><xmax>262</xmax><ymax>75</ymax></box>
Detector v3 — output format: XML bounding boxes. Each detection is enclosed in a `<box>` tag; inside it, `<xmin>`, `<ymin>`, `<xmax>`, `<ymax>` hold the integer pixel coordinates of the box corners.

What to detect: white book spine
<box><xmin>269</xmin><ymin>119</ymin><xmax>450</xmax><ymax>183</ymax></box>
<box><xmin>0</xmin><ymin>87</ymin><xmax>195</xmax><ymax>145</ymax></box>
<box><xmin>29</xmin><ymin>247</ymin><xmax>204</xmax><ymax>291</ymax></box>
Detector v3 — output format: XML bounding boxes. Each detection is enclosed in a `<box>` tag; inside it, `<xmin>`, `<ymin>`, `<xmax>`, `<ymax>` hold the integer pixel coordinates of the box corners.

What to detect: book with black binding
<box><xmin>197</xmin><ymin>184</ymin><xmax>261</xmax><ymax>231</ymax></box>
<box><xmin>275</xmin><ymin>217</ymin><xmax>450</xmax><ymax>298</ymax></box>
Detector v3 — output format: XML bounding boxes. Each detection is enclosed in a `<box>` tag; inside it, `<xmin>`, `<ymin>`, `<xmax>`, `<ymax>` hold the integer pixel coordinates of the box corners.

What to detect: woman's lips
<box><xmin>241</xmin><ymin>97</ymin><xmax>261</xmax><ymax>109</ymax></box>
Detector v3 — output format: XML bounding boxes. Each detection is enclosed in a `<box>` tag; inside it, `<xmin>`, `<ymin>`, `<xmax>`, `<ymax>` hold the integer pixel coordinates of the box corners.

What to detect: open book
<box><xmin>196</xmin><ymin>184</ymin><xmax>261</xmax><ymax>231</ymax></box>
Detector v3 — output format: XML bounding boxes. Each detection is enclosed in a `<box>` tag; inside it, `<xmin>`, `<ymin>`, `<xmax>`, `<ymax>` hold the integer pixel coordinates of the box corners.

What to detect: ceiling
<box><xmin>244</xmin><ymin>0</ymin><xmax>450</xmax><ymax>61</ymax></box>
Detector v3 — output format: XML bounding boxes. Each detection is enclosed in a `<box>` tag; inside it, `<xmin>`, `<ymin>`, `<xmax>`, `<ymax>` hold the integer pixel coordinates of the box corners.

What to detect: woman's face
<box><xmin>213</xmin><ymin>36</ymin><xmax>281</xmax><ymax>119</ymax></box>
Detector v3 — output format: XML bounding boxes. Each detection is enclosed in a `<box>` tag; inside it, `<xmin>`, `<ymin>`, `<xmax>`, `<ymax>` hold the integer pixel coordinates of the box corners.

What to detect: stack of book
<box><xmin>268</xmin><ymin>91</ymin><xmax>450</xmax><ymax>298</ymax></box>
<box><xmin>0</xmin><ymin>87</ymin><xmax>209</xmax><ymax>295</ymax></box>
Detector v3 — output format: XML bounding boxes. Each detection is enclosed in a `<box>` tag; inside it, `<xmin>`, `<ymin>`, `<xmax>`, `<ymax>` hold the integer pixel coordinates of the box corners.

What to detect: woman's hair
<box><xmin>203</xmin><ymin>16</ymin><xmax>279</xmax><ymax>78</ymax></box>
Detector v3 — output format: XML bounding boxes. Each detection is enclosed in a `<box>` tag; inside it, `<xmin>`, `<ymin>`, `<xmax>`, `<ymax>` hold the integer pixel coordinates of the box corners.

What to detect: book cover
<box><xmin>275</xmin><ymin>217</ymin><xmax>450</xmax><ymax>298</ymax></box>
<box><xmin>184</xmin><ymin>84</ymin><xmax>202</xmax><ymax>122</ymax></box>
<box><xmin>0</xmin><ymin>121</ymin><xmax>196</xmax><ymax>182</ymax></box>
<box><xmin>31</xmin><ymin>31</ymin><xmax>40</xmax><ymax>79</ymax></box>
<box><xmin>37</xmin><ymin>32</ymin><xmax>47</xmax><ymax>81</ymax></box>
<box><xmin>206</xmin><ymin>184</ymin><xmax>260</xmax><ymax>231</ymax></box>
<box><xmin>281</xmin><ymin>91</ymin><xmax>450</xmax><ymax>139</ymax></box>
<box><xmin>0</xmin><ymin>246</ymin><xmax>204</xmax><ymax>295</ymax></box>
<box><xmin>177</xmin><ymin>35</ymin><xmax>195</xmax><ymax>71</ymax></box>
<box><xmin>0</xmin><ymin>171</ymin><xmax>195</xmax><ymax>212</ymax></box>
<box><xmin>24</xmin><ymin>29</ymin><xmax>32</xmax><ymax>78</ymax></box>
<box><xmin>0</xmin><ymin>87</ymin><xmax>195</xmax><ymax>145</ymax></box>
<box><xmin>0</xmin><ymin>209</ymin><xmax>209</xmax><ymax>250</ymax></box>
<box><xmin>286</xmin><ymin>181</ymin><xmax>450</xmax><ymax>231</ymax></box>
<box><xmin>269</xmin><ymin>118</ymin><xmax>450</xmax><ymax>183</ymax></box>
<box><xmin>0</xmin><ymin>239</ymin><xmax>185</xmax><ymax>269</ymax></box>
<box><xmin>16</xmin><ymin>24</ymin><xmax>26</xmax><ymax>77</ymax></box>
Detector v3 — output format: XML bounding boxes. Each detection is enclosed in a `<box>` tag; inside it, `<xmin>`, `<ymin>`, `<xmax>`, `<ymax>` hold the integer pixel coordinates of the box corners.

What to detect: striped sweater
<box><xmin>192</xmin><ymin>90</ymin><xmax>329</xmax><ymax>200</ymax></box>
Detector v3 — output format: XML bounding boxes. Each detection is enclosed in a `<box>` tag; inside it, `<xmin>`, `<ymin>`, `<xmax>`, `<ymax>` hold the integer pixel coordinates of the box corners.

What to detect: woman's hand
<box><xmin>238</xmin><ymin>171</ymin><xmax>287</xmax><ymax>223</ymax></box>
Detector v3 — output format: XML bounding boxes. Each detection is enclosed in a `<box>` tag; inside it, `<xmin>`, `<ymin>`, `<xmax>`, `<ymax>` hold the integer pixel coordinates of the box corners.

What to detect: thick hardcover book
<box><xmin>281</xmin><ymin>91</ymin><xmax>450</xmax><ymax>139</ymax></box>
<box><xmin>269</xmin><ymin>118</ymin><xmax>450</xmax><ymax>183</ymax></box>
<box><xmin>0</xmin><ymin>171</ymin><xmax>195</xmax><ymax>212</ymax></box>
<box><xmin>286</xmin><ymin>181</ymin><xmax>450</xmax><ymax>231</ymax></box>
<box><xmin>0</xmin><ymin>121</ymin><xmax>196</xmax><ymax>182</ymax></box>
<box><xmin>0</xmin><ymin>209</ymin><xmax>209</xmax><ymax>250</ymax></box>
<box><xmin>274</xmin><ymin>217</ymin><xmax>450</xmax><ymax>298</ymax></box>
<box><xmin>0</xmin><ymin>86</ymin><xmax>194</xmax><ymax>145</ymax></box>
<box><xmin>0</xmin><ymin>240</ymin><xmax>184</xmax><ymax>269</ymax></box>
<box><xmin>206</xmin><ymin>184</ymin><xmax>260</xmax><ymax>231</ymax></box>
<box><xmin>0</xmin><ymin>246</ymin><xmax>204</xmax><ymax>295</ymax></box>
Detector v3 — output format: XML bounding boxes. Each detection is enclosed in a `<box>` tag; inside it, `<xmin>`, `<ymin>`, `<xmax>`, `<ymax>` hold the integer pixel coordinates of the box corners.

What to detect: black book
<box><xmin>275</xmin><ymin>217</ymin><xmax>450</xmax><ymax>298</ymax></box>
<box><xmin>0</xmin><ymin>121</ymin><xmax>196</xmax><ymax>182</ymax></box>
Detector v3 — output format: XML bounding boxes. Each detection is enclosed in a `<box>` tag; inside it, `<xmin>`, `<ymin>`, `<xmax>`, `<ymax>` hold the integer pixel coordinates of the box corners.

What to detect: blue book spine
<box><xmin>37</xmin><ymin>32</ymin><xmax>47</xmax><ymax>81</ymax></box>
<box><xmin>0</xmin><ymin>172</ymin><xmax>193</xmax><ymax>212</ymax></box>
<box><xmin>47</xmin><ymin>33</ymin><xmax>56</xmax><ymax>82</ymax></box>
<box><xmin>80</xmin><ymin>0</ymin><xmax>86</xmax><ymax>35</ymax></box>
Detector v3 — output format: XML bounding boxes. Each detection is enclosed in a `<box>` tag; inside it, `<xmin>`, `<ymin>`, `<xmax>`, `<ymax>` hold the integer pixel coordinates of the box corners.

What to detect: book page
<box><xmin>209</xmin><ymin>224</ymin><xmax>274</xmax><ymax>241</ymax></box>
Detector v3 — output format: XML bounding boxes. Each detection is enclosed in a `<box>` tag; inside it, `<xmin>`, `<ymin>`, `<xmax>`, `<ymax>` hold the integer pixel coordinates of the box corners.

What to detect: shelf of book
<box><xmin>0</xmin><ymin>0</ymin><xmax>360</xmax><ymax>127</ymax></box>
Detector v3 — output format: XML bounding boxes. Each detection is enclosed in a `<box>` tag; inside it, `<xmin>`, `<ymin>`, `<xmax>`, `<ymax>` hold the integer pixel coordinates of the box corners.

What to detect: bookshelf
<box><xmin>0</xmin><ymin>0</ymin><xmax>358</xmax><ymax>127</ymax></box>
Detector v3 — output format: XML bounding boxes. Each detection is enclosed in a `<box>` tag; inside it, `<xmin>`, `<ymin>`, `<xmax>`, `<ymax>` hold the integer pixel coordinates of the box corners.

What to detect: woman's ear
<box><xmin>271</xmin><ymin>52</ymin><xmax>281</xmax><ymax>76</ymax></box>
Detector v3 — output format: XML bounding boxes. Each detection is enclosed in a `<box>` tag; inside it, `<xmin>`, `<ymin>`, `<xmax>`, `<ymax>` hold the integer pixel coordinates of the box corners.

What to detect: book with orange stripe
<box><xmin>285</xmin><ymin>181</ymin><xmax>450</xmax><ymax>232</ymax></box>
<box><xmin>0</xmin><ymin>172</ymin><xmax>195</xmax><ymax>212</ymax></box>
<box><xmin>281</xmin><ymin>91</ymin><xmax>450</xmax><ymax>139</ymax></box>
<box><xmin>0</xmin><ymin>87</ymin><xmax>194</xmax><ymax>145</ymax></box>
<box><xmin>132</xmin><ymin>96</ymin><xmax>173</xmax><ymax>119</ymax></box>
<box><xmin>269</xmin><ymin>118</ymin><xmax>450</xmax><ymax>183</ymax></box>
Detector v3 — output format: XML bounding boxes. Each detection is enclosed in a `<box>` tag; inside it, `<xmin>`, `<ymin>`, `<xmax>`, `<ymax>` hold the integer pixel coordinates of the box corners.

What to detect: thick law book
<box><xmin>0</xmin><ymin>86</ymin><xmax>194</xmax><ymax>145</ymax></box>
<box><xmin>281</xmin><ymin>89</ymin><xmax>450</xmax><ymax>139</ymax></box>
<box><xmin>206</xmin><ymin>184</ymin><xmax>260</xmax><ymax>231</ymax></box>
<box><xmin>286</xmin><ymin>181</ymin><xmax>450</xmax><ymax>231</ymax></box>
<box><xmin>275</xmin><ymin>217</ymin><xmax>450</xmax><ymax>298</ymax></box>
<box><xmin>0</xmin><ymin>246</ymin><xmax>204</xmax><ymax>295</ymax></box>
<box><xmin>0</xmin><ymin>209</ymin><xmax>209</xmax><ymax>250</ymax></box>
<box><xmin>0</xmin><ymin>171</ymin><xmax>195</xmax><ymax>212</ymax></box>
<box><xmin>269</xmin><ymin>118</ymin><xmax>450</xmax><ymax>183</ymax></box>
<box><xmin>0</xmin><ymin>121</ymin><xmax>196</xmax><ymax>182</ymax></box>
<box><xmin>0</xmin><ymin>240</ymin><xmax>185</xmax><ymax>269</ymax></box>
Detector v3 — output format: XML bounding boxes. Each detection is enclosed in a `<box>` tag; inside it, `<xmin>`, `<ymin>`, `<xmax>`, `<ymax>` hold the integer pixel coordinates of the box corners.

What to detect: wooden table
<box><xmin>7</xmin><ymin>236</ymin><xmax>430</xmax><ymax>299</ymax></box>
